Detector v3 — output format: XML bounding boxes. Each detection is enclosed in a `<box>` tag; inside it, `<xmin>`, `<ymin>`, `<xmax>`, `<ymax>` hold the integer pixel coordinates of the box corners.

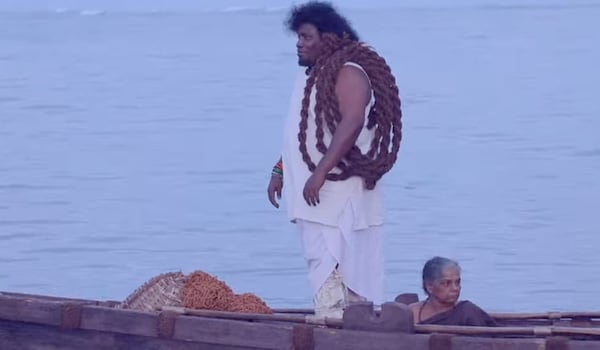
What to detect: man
<box><xmin>267</xmin><ymin>1</ymin><xmax>402</xmax><ymax>318</ymax></box>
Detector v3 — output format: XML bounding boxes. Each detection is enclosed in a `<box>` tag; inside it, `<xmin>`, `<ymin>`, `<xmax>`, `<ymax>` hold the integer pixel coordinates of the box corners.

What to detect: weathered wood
<box><xmin>97</xmin><ymin>300</ymin><xmax>122</xmax><ymax>308</ymax></box>
<box><xmin>313</xmin><ymin>328</ymin><xmax>429</xmax><ymax>350</ymax></box>
<box><xmin>450</xmin><ymin>336</ymin><xmax>546</xmax><ymax>350</ymax></box>
<box><xmin>164</xmin><ymin>306</ymin><xmax>305</xmax><ymax>322</ymax></box>
<box><xmin>0</xmin><ymin>319</ymin><xmax>253</xmax><ymax>350</ymax></box>
<box><xmin>570</xmin><ymin>340</ymin><xmax>600</xmax><ymax>350</ymax></box>
<box><xmin>429</xmin><ymin>333</ymin><xmax>453</xmax><ymax>350</ymax></box>
<box><xmin>0</xmin><ymin>291</ymin><xmax>99</xmax><ymax>304</ymax></box>
<box><xmin>572</xmin><ymin>318</ymin><xmax>596</xmax><ymax>328</ymax></box>
<box><xmin>293</xmin><ymin>324</ymin><xmax>315</xmax><ymax>350</ymax></box>
<box><xmin>273</xmin><ymin>308</ymin><xmax>314</xmax><ymax>314</ymax></box>
<box><xmin>158</xmin><ymin>310</ymin><xmax>178</xmax><ymax>339</ymax></box>
<box><xmin>162</xmin><ymin>306</ymin><xmax>343</xmax><ymax>327</ymax></box>
<box><xmin>415</xmin><ymin>324</ymin><xmax>600</xmax><ymax>337</ymax></box>
<box><xmin>60</xmin><ymin>302</ymin><xmax>83</xmax><ymax>330</ymax></box>
<box><xmin>395</xmin><ymin>293</ymin><xmax>419</xmax><ymax>305</ymax></box>
<box><xmin>79</xmin><ymin>305</ymin><xmax>159</xmax><ymax>337</ymax></box>
<box><xmin>0</xmin><ymin>293</ymin><xmax>63</xmax><ymax>326</ymax></box>
<box><xmin>273</xmin><ymin>306</ymin><xmax>600</xmax><ymax>323</ymax></box>
<box><xmin>492</xmin><ymin>312</ymin><xmax>600</xmax><ymax>320</ymax></box>
<box><xmin>546</xmin><ymin>336</ymin><xmax>570</xmax><ymax>350</ymax></box>
<box><xmin>173</xmin><ymin>314</ymin><xmax>294</xmax><ymax>349</ymax></box>
<box><xmin>343</xmin><ymin>301</ymin><xmax>414</xmax><ymax>333</ymax></box>
<box><xmin>497</xmin><ymin>319</ymin><xmax>600</xmax><ymax>328</ymax></box>
<box><xmin>4</xmin><ymin>291</ymin><xmax>600</xmax><ymax>350</ymax></box>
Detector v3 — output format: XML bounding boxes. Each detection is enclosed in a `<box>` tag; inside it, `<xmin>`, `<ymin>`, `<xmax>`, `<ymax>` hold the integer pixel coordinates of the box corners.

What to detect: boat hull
<box><xmin>1</xmin><ymin>291</ymin><xmax>600</xmax><ymax>350</ymax></box>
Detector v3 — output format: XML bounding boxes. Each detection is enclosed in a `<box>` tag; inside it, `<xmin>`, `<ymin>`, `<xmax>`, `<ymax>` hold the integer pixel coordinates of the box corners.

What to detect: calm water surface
<box><xmin>1</xmin><ymin>4</ymin><xmax>599</xmax><ymax>312</ymax></box>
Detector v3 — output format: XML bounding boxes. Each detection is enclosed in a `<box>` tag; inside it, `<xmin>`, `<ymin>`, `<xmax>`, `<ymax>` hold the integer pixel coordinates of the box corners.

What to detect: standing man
<box><xmin>267</xmin><ymin>1</ymin><xmax>402</xmax><ymax>318</ymax></box>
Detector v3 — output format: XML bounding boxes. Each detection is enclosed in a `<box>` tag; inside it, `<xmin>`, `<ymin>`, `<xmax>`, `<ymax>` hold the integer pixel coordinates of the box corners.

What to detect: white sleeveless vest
<box><xmin>281</xmin><ymin>62</ymin><xmax>385</xmax><ymax>229</ymax></box>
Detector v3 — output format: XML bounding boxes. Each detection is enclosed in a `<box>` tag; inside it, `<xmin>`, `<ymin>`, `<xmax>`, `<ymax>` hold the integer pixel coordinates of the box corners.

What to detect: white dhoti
<box><xmin>296</xmin><ymin>203</ymin><xmax>384</xmax><ymax>317</ymax></box>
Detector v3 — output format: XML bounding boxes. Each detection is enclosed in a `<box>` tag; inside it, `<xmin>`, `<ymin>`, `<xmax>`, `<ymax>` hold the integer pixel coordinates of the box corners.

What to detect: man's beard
<box><xmin>298</xmin><ymin>58</ymin><xmax>313</xmax><ymax>67</ymax></box>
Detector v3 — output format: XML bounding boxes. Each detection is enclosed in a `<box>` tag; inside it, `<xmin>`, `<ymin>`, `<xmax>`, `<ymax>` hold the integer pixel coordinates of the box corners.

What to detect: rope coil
<box><xmin>298</xmin><ymin>33</ymin><xmax>403</xmax><ymax>189</ymax></box>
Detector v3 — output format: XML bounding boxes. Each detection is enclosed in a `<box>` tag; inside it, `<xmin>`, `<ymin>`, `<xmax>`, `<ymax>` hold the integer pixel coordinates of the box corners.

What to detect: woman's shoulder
<box><xmin>408</xmin><ymin>301</ymin><xmax>425</xmax><ymax>322</ymax></box>
<box><xmin>408</xmin><ymin>300</ymin><xmax>425</xmax><ymax>310</ymax></box>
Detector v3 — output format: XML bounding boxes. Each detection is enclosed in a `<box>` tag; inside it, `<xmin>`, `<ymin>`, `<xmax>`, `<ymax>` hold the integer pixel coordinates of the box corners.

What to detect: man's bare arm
<box><xmin>302</xmin><ymin>65</ymin><xmax>371</xmax><ymax>206</ymax></box>
<box><xmin>313</xmin><ymin>65</ymin><xmax>371</xmax><ymax>176</ymax></box>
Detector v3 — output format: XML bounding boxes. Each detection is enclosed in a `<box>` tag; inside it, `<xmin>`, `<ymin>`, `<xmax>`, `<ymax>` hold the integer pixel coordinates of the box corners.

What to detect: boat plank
<box><xmin>80</xmin><ymin>305</ymin><xmax>158</xmax><ymax>337</ymax></box>
<box><xmin>313</xmin><ymin>328</ymin><xmax>429</xmax><ymax>350</ymax></box>
<box><xmin>343</xmin><ymin>302</ymin><xmax>414</xmax><ymax>333</ymax></box>
<box><xmin>0</xmin><ymin>319</ymin><xmax>254</xmax><ymax>350</ymax></box>
<box><xmin>173</xmin><ymin>314</ymin><xmax>294</xmax><ymax>350</ymax></box>
<box><xmin>571</xmin><ymin>341</ymin><xmax>600</xmax><ymax>350</ymax></box>
<box><xmin>0</xmin><ymin>291</ymin><xmax>94</xmax><ymax>303</ymax></box>
<box><xmin>0</xmin><ymin>294</ymin><xmax>62</xmax><ymax>326</ymax></box>
<box><xmin>451</xmin><ymin>336</ymin><xmax>545</xmax><ymax>350</ymax></box>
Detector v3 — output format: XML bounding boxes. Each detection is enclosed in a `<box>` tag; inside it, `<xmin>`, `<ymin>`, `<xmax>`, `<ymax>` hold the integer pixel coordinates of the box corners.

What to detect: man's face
<box><xmin>296</xmin><ymin>23</ymin><xmax>322</xmax><ymax>67</ymax></box>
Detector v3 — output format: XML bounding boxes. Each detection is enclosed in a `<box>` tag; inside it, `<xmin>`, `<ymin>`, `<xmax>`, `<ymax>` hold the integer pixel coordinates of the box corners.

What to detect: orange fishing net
<box><xmin>180</xmin><ymin>270</ymin><xmax>272</xmax><ymax>314</ymax></box>
<box><xmin>181</xmin><ymin>270</ymin><xmax>234</xmax><ymax>311</ymax></box>
<box><xmin>229</xmin><ymin>293</ymin><xmax>273</xmax><ymax>314</ymax></box>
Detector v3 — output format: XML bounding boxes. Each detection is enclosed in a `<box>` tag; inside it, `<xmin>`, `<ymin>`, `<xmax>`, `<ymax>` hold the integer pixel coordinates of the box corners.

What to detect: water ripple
<box><xmin>0</xmin><ymin>184</ymin><xmax>63</xmax><ymax>191</ymax></box>
<box><xmin>0</xmin><ymin>96</ymin><xmax>20</xmax><ymax>102</ymax></box>
<box><xmin>0</xmin><ymin>257</ymin><xmax>40</xmax><ymax>263</ymax></box>
<box><xmin>0</xmin><ymin>232</ymin><xmax>40</xmax><ymax>241</ymax></box>
<box><xmin>0</xmin><ymin>219</ymin><xmax>84</xmax><ymax>226</ymax></box>
<box><xmin>21</xmin><ymin>103</ymin><xmax>78</xmax><ymax>112</ymax></box>
<box><xmin>22</xmin><ymin>246</ymin><xmax>109</xmax><ymax>254</ymax></box>
<box><xmin>573</xmin><ymin>148</ymin><xmax>600</xmax><ymax>157</ymax></box>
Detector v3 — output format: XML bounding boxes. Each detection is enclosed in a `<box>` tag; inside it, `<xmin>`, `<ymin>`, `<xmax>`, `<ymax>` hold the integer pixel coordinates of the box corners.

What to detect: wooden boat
<box><xmin>1</xmin><ymin>290</ymin><xmax>600</xmax><ymax>350</ymax></box>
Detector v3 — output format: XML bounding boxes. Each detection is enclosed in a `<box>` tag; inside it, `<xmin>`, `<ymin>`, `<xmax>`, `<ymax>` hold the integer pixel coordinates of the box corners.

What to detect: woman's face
<box><xmin>426</xmin><ymin>266</ymin><xmax>461</xmax><ymax>305</ymax></box>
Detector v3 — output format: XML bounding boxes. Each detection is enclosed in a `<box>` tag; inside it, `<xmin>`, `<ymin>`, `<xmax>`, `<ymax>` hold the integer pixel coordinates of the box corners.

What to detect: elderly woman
<box><xmin>409</xmin><ymin>256</ymin><xmax>497</xmax><ymax>326</ymax></box>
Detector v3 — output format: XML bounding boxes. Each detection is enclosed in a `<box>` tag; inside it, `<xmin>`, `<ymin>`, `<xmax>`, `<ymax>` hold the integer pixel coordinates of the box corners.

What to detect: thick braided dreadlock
<box><xmin>298</xmin><ymin>33</ymin><xmax>402</xmax><ymax>190</ymax></box>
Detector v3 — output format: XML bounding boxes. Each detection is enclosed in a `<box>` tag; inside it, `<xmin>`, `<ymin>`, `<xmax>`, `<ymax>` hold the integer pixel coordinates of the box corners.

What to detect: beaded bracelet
<box><xmin>271</xmin><ymin>167</ymin><xmax>283</xmax><ymax>177</ymax></box>
<box><xmin>272</xmin><ymin>160</ymin><xmax>283</xmax><ymax>177</ymax></box>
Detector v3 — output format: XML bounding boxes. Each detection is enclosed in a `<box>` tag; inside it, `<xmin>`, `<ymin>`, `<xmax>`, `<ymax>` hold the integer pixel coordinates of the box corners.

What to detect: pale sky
<box><xmin>0</xmin><ymin>0</ymin><xmax>588</xmax><ymax>12</ymax></box>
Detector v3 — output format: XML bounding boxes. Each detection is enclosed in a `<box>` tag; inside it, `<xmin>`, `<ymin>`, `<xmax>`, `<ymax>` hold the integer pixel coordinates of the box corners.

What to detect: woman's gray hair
<box><xmin>422</xmin><ymin>256</ymin><xmax>461</xmax><ymax>296</ymax></box>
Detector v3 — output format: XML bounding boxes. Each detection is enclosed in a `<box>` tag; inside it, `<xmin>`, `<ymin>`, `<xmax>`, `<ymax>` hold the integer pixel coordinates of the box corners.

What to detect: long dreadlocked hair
<box><xmin>298</xmin><ymin>33</ymin><xmax>403</xmax><ymax>190</ymax></box>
